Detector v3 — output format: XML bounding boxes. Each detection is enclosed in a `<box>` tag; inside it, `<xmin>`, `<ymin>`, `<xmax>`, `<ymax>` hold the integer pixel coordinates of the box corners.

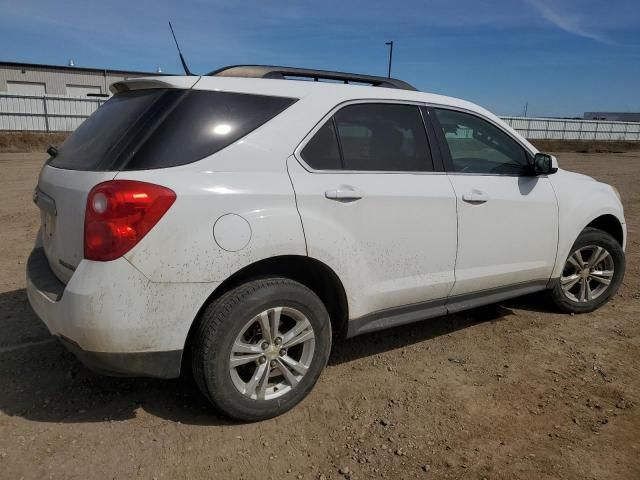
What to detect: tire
<box><xmin>549</xmin><ymin>227</ymin><xmax>625</xmax><ymax>313</ymax></box>
<box><xmin>191</xmin><ymin>278</ymin><xmax>332</xmax><ymax>421</ymax></box>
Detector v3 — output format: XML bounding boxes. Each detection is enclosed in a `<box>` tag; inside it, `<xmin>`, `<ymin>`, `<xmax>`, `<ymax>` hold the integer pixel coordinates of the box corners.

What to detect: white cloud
<box><xmin>527</xmin><ymin>0</ymin><xmax>613</xmax><ymax>45</ymax></box>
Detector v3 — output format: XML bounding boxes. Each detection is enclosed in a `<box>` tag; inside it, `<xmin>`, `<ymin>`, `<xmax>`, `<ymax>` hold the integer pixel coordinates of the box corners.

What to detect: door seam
<box><xmin>285</xmin><ymin>155</ymin><xmax>309</xmax><ymax>256</ymax></box>
<box><xmin>546</xmin><ymin>177</ymin><xmax>562</xmax><ymax>285</ymax></box>
<box><xmin>446</xmin><ymin>173</ymin><xmax>459</xmax><ymax>298</ymax></box>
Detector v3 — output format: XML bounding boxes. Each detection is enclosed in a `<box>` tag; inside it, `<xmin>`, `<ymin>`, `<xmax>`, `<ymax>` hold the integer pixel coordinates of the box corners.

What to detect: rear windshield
<box><xmin>48</xmin><ymin>89</ymin><xmax>297</xmax><ymax>171</ymax></box>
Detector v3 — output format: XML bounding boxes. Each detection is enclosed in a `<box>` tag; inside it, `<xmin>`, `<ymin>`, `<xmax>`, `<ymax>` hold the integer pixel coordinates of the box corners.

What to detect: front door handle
<box><xmin>325</xmin><ymin>185</ymin><xmax>364</xmax><ymax>201</ymax></box>
<box><xmin>462</xmin><ymin>190</ymin><xmax>489</xmax><ymax>203</ymax></box>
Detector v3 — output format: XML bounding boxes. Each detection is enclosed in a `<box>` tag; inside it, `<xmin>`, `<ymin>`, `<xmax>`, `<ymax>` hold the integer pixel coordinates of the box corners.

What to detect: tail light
<box><xmin>84</xmin><ymin>180</ymin><xmax>176</xmax><ymax>261</ymax></box>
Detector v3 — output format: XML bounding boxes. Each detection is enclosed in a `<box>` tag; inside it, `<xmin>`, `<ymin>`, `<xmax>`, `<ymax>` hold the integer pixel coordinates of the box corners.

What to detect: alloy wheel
<box><xmin>229</xmin><ymin>306</ymin><xmax>316</xmax><ymax>401</ymax></box>
<box><xmin>561</xmin><ymin>245</ymin><xmax>614</xmax><ymax>303</ymax></box>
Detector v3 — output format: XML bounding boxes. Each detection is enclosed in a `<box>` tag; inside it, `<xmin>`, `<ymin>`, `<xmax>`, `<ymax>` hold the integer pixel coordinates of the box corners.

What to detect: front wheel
<box><xmin>549</xmin><ymin>227</ymin><xmax>625</xmax><ymax>313</ymax></box>
<box><xmin>191</xmin><ymin>278</ymin><xmax>332</xmax><ymax>421</ymax></box>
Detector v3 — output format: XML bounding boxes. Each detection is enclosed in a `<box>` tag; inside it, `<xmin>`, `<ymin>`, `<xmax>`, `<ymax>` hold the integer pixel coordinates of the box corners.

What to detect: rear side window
<box><xmin>300</xmin><ymin>120</ymin><xmax>341</xmax><ymax>170</ymax></box>
<box><xmin>128</xmin><ymin>91</ymin><xmax>296</xmax><ymax>170</ymax></box>
<box><xmin>49</xmin><ymin>89</ymin><xmax>297</xmax><ymax>171</ymax></box>
<box><xmin>300</xmin><ymin>103</ymin><xmax>433</xmax><ymax>172</ymax></box>
<box><xmin>48</xmin><ymin>89</ymin><xmax>166</xmax><ymax>170</ymax></box>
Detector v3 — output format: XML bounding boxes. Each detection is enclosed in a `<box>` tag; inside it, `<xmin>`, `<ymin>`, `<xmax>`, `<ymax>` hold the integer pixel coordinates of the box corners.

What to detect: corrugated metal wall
<box><xmin>0</xmin><ymin>64</ymin><xmax>146</xmax><ymax>96</ymax></box>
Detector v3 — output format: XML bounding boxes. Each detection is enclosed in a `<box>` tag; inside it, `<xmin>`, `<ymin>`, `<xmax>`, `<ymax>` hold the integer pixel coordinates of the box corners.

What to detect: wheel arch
<box><xmin>552</xmin><ymin>211</ymin><xmax>626</xmax><ymax>280</ymax></box>
<box><xmin>585</xmin><ymin>214</ymin><xmax>624</xmax><ymax>247</ymax></box>
<box><xmin>182</xmin><ymin>255</ymin><xmax>349</xmax><ymax>370</ymax></box>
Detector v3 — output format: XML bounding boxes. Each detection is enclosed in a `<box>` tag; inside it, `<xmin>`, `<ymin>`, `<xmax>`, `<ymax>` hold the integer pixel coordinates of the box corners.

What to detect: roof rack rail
<box><xmin>207</xmin><ymin>65</ymin><xmax>417</xmax><ymax>91</ymax></box>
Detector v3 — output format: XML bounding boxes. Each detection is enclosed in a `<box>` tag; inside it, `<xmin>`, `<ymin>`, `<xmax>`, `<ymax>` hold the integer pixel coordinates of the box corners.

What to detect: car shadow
<box><xmin>501</xmin><ymin>290</ymin><xmax>558</xmax><ymax>314</ymax></box>
<box><xmin>329</xmin><ymin>302</ymin><xmax>516</xmax><ymax>366</ymax></box>
<box><xmin>0</xmin><ymin>287</ymin><xmax>557</xmax><ymax>426</ymax></box>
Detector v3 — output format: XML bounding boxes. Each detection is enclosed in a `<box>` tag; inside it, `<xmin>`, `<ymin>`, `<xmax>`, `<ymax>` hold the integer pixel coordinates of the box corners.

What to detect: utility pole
<box><xmin>385</xmin><ymin>41</ymin><xmax>394</xmax><ymax>78</ymax></box>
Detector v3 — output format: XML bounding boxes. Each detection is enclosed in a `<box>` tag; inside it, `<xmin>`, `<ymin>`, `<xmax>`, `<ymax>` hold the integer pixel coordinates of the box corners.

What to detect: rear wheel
<box><xmin>191</xmin><ymin>278</ymin><xmax>331</xmax><ymax>421</ymax></box>
<box><xmin>549</xmin><ymin>227</ymin><xmax>625</xmax><ymax>313</ymax></box>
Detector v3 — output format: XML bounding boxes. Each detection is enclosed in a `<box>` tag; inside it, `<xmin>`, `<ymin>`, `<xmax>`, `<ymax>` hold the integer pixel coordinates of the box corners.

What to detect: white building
<box><xmin>0</xmin><ymin>61</ymin><xmax>161</xmax><ymax>97</ymax></box>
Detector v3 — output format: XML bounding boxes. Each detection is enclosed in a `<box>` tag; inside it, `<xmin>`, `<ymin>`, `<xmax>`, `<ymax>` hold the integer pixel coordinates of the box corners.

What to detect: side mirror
<box><xmin>532</xmin><ymin>153</ymin><xmax>558</xmax><ymax>175</ymax></box>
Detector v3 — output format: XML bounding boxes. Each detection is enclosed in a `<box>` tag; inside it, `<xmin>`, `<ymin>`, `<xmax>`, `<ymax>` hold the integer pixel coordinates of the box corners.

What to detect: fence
<box><xmin>1</xmin><ymin>93</ymin><xmax>640</xmax><ymax>141</ymax></box>
<box><xmin>502</xmin><ymin>116</ymin><xmax>640</xmax><ymax>141</ymax></box>
<box><xmin>0</xmin><ymin>93</ymin><xmax>106</xmax><ymax>132</ymax></box>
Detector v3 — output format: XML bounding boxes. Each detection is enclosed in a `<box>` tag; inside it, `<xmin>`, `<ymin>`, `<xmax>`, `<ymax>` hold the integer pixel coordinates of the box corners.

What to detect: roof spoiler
<box><xmin>208</xmin><ymin>65</ymin><xmax>417</xmax><ymax>91</ymax></box>
<box><xmin>109</xmin><ymin>77</ymin><xmax>200</xmax><ymax>94</ymax></box>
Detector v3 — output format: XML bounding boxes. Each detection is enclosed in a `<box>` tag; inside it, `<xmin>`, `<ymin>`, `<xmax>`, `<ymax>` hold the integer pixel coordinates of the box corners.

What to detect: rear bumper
<box><xmin>58</xmin><ymin>335</ymin><xmax>182</xmax><ymax>378</ymax></box>
<box><xmin>26</xmin><ymin>241</ymin><xmax>217</xmax><ymax>379</ymax></box>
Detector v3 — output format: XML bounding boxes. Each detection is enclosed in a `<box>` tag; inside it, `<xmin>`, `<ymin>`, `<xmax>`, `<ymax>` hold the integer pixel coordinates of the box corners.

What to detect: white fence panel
<box><xmin>48</xmin><ymin>116</ymin><xmax>87</xmax><ymax>132</ymax></box>
<box><xmin>0</xmin><ymin>93</ymin><xmax>105</xmax><ymax>132</ymax></box>
<box><xmin>502</xmin><ymin>116</ymin><xmax>640</xmax><ymax>141</ymax></box>
<box><xmin>1</xmin><ymin>95</ymin><xmax>639</xmax><ymax>141</ymax></box>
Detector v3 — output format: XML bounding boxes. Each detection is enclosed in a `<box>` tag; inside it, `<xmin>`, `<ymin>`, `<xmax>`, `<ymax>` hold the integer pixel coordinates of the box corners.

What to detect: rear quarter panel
<box><xmin>117</xmin><ymin>152</ymin><xmax>306</xmax><ymax>283</ymax></box>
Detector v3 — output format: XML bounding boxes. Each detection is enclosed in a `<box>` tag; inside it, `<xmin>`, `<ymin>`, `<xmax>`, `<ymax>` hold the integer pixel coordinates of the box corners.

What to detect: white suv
<box><xmin>27</xmin><ymin>66</ymin><xmax>626</xmax><ymax>420</ymax></box>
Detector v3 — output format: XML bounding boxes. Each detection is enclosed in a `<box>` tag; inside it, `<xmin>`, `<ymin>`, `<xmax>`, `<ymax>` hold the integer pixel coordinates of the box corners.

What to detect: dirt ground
<box><xmin>0</xmin><ymin>152</ymin><xmax>638</xmax><ymax>480</ymax></box>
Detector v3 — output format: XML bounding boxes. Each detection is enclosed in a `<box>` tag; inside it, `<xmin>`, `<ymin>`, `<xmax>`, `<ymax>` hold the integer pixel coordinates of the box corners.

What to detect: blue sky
<box><xmin>1</xmin><ymin>0</ymin><xmax>639</xmax><ymax>116</ymax></box>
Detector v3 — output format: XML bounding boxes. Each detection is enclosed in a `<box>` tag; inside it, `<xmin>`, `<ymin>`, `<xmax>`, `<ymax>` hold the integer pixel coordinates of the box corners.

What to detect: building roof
<box><xmin>0</xmin><ymin>60</ymin><xmax>165</xmax><ymax>76</ymax></box>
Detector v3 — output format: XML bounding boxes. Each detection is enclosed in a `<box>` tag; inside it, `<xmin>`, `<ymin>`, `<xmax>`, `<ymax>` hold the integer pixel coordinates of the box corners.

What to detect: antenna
<box><xmin>168</xmin><ymin>21</ymin><xmax>193</xmax><ymax>75</ymax></box>
<box><xmin>385</xmin><ymin>41</ymin><xmax>394</xmax><ymax>78</ymax></box>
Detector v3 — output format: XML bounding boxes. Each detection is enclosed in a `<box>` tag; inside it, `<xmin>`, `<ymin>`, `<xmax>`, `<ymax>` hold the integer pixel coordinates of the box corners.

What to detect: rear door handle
<box><xmin>462</xmin><ymin>190</ymin><xmax>489</xmax><ymax>203</ymax></box>
<box><xmin>325</xmin><ymin>186</ymin><xmax>364</xmax><ymax>201</ymax></box>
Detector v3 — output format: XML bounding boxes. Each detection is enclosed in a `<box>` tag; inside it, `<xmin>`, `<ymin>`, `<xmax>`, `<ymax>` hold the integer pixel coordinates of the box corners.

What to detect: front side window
<box><xmin>433</xmin><ymin>109</ymin><xmax>529</xmax><ymax>175</ymax></box>
<box><xmin>301</xmin><ymin>103</ymin><xmax>433</xmax><ymax>172</ymax></box>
